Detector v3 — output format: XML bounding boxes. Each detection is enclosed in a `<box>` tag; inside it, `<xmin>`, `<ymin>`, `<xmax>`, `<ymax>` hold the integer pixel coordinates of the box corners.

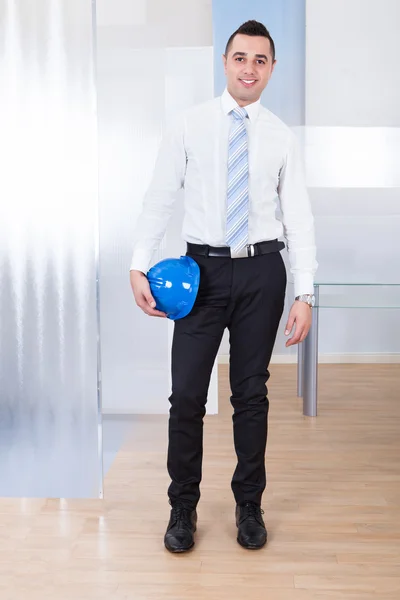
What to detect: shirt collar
<box><xmin>221</xmin><ymin>87</ymin><xmax>261</xmax><ymax>122</ymax></box>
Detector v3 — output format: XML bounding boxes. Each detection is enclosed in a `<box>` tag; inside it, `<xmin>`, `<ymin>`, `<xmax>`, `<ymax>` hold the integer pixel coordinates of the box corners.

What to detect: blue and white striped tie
<box><xmin>226</xmin><ymin>106</ymin><xmax>249</xmax><ymax>253</ymax></box>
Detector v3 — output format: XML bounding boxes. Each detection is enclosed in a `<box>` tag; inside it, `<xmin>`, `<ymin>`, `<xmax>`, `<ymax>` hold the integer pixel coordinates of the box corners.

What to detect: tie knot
<box><xmin>232</xmin><ymin>107</ymin><xmax>247</xmax><ymax>121</ymax></box>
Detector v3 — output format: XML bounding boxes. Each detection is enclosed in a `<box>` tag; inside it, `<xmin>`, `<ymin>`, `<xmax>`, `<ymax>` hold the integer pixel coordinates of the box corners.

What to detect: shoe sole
<box><xmin>237</xmin><ymin>536</ymin><xmax>267</xmax><ymax>550</ymax></box>
<box><xmin>165</xmin><ymin>541</ymin><xmax>195</xmax><ymax>553</ymax></box>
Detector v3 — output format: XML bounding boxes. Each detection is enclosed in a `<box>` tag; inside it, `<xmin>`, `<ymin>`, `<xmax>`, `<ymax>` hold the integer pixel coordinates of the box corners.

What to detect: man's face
<box><xmin>223</xmin><ymin>34</ymin><xmax>276</xmax><ymax>106</ymax></box>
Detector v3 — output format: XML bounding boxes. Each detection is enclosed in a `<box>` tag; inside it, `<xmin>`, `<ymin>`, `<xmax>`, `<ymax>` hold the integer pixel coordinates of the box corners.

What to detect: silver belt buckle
<box><xmin>230</xmin><ymin>244</ymin><xmax>254</xmax><ymax>259</ymax></box>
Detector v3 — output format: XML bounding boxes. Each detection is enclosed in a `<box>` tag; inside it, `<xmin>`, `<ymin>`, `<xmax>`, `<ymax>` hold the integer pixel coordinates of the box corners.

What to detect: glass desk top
<box><xmin>313</xmin><ymin>282</ymin><xmax>400</xmax><ymax>309</ymax></box>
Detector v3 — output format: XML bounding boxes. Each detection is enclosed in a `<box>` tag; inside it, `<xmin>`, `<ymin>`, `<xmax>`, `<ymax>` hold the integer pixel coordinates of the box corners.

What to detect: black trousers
<box><xmin>167</xmin><ymin>248</ymin><xmax>287</xmax><ymax>509</ymax></box>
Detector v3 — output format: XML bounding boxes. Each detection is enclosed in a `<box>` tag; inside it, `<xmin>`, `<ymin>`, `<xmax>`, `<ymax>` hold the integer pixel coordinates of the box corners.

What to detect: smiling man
<box><xmin>224</xmin><ymin>33</ymin><xmax>275</xmax><ymax>102</ymax></box>
<box><xmin>130</xmin><ymin>20</ymin><xmax>318</xmax><ymax>553</ymax></box>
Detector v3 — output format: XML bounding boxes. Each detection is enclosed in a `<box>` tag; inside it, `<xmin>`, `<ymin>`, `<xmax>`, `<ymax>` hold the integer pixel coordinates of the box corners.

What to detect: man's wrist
<box><xmin>295</xmin><ymin>294</ymin><xmax>315</xmax><ymax>308</ymax></box>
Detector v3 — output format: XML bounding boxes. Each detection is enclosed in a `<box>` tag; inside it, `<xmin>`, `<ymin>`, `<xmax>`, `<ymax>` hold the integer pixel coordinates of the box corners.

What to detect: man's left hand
<box><xmin>284</xmin><ymin>301</ymin><xmax>312</xmax><ymax>347</ymax></box>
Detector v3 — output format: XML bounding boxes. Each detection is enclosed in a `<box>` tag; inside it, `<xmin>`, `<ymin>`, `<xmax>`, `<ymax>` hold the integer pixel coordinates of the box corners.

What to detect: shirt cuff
<box><xmin>129</xmin><ymin>248</ymin><xmax>154</xmax><ymax>274</ymax></box>
<box><xmin>294</xmin><ymin>272</ymin><xmax>315</xmax><ymax>298</ymax></box>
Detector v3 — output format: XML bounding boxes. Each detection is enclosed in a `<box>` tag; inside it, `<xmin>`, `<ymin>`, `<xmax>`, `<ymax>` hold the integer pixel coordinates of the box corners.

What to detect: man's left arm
<box><xmin>277</xmin><ymin>130</ymin><xmax>318</xmax><ymax>347</ymax></box>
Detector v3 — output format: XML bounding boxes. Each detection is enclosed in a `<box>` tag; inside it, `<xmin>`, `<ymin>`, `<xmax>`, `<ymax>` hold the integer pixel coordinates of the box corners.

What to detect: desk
<box><xmin>297</xmin><ymin>283</ymin><xmax>400</xmax><ymax>417</ymax></box>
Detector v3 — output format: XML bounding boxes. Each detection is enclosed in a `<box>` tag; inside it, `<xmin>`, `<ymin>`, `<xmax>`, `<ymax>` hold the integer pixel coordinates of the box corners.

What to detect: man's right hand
<box><xmin>130</xmin><ymin>270</ymin><xmax>167</xmax><ymax>318</ymax></box>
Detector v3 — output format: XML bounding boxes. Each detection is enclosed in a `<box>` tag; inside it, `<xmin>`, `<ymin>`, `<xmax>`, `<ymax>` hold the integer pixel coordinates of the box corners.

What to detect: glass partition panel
<box><xmin>0</xmin><ymin>0</ymin><xmax>102</xmax><ymax>498</ymax></box>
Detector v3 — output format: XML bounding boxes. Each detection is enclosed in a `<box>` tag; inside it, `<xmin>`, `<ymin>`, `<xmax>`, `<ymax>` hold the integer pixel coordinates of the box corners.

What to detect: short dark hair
<box><xmin>225</xmin><ymin>20</ymin><xmax>276</xmax><ymax>62</ymax></box>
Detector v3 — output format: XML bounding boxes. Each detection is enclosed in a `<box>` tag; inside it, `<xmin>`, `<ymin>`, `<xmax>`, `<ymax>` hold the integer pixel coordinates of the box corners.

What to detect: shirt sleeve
<box><xmin>278</xmin><ymin>130</ymin><xmax>318</xmax><ymax>297</ymax></box>
<box><xmin>129</xmin><ymin>115</ymin><xmax>187</xmax><ymax>273</ymax></box>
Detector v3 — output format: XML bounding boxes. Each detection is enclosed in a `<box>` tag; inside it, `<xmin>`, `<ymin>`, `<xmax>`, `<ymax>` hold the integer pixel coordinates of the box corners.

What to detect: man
<box><xmin>130</xmin><ymin>20</ymin><xmax>317</xmax><ymax>552</ymax></box>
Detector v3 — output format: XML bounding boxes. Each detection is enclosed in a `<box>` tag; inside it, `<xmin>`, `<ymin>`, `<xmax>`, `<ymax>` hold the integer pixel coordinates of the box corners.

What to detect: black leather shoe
<box><xmin>164</xmin><ymin>501</ymin><xmax>197</xmax><ymax>553</ymax></box>
<box><xmin>236</xmin><ymin>502</ymin><xmax>267</xmax><ymax>549</ymax></box>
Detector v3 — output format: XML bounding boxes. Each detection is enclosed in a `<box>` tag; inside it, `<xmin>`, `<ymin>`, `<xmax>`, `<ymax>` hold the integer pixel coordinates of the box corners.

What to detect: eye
<box><xmin>235</xmin><ymin>57</ymin><xmax>244</xmax><ymax>62</ymax></box>
<box><xmin>257</xmin><ymin>60</ymin><xmax>266</xmax><ymax>65</ymax></box>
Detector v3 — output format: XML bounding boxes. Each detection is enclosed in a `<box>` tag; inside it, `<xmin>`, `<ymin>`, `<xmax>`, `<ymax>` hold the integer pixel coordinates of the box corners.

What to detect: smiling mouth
<box><xmin>239</xmin><ymin>79</ymin><xmax>257</xmax><ymax>88</ymax></box>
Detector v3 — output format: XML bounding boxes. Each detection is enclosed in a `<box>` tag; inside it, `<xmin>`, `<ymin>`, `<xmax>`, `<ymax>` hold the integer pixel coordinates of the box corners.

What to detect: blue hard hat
<box><xmin>147</xmin><ymin>256</ymin><xmax>200</xmax><ymax>320</ymax></box>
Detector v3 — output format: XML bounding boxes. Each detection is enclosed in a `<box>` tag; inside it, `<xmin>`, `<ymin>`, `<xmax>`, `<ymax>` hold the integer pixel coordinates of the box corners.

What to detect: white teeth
<box><xmin>242</xmin><ymin>80</ymin><xmax>255</xmax><ymax>84</ymax></box>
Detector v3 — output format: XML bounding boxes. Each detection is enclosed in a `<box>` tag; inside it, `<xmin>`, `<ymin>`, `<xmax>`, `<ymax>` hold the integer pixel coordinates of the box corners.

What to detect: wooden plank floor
<box><xmin>1</xmin><ymin>364</ymin><xmax>400</xmax><ymax>599</ymax></box>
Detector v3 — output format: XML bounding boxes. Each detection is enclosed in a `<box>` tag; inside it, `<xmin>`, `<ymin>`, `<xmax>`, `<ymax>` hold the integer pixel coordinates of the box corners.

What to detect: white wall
<box><xmin>306</xmin><ymin>0</ymin><xmax>400</xmax><ymax>127</ymax></box>
<box><xmin>305</xmin><ymin>0</ymin><xmax>400</xmax><ymax>360</ymax></box>
<box><xmin>97</xmin><ymin>0</ymin><xmax>218</xmax><ymax>414</ymax></box>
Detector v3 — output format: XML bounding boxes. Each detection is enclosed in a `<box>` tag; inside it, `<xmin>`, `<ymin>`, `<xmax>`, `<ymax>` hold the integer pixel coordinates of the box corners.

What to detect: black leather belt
<box><xmin>187</xmin><ymin>239</ymin><xmax>285</xmax><ymax>258</ymax></box>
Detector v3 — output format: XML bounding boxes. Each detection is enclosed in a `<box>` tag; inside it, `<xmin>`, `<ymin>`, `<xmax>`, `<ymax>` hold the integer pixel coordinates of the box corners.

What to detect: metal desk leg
<box><xmin>303</xmin><ymin>285</ymin><xmax>319</xmax><ymax>417</ymax></box>
<box><xmin>297</xmin><ymin>340</ymin><xmax>304</xmax><ymax>397</ymax></box>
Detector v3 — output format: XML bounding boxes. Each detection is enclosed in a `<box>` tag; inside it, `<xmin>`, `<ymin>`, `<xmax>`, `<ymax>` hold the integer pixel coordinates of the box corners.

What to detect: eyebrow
<box><xmin>232</xmin><ymin>52</ymin><xmax>269</xmax><ymax>61</ymax></box>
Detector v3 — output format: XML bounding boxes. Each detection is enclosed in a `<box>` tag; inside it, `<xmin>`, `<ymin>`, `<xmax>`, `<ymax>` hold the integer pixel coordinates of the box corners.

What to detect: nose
<box><xmin>243</xmin><ymin>66</ymin><xmax>256</xmax><ymax>76</ymax></box>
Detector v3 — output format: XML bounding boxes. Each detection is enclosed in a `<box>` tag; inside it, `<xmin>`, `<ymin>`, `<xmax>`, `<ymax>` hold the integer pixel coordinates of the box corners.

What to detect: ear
<box><xmin>222</xmin><ymin>54</ymin><xmax>228</xmax><ymax>74</ymax></box>
<box><xmin>271</xmin><ymin>59</ymin><xmax>277</xmax><ymax>75</ymax></box>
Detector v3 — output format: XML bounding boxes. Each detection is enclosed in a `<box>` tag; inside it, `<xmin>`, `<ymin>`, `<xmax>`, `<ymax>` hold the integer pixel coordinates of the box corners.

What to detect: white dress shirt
<box><xmin>130</xmin><ymin>88</ymin><xmax>317</xmax><ymax>296</ymax></box>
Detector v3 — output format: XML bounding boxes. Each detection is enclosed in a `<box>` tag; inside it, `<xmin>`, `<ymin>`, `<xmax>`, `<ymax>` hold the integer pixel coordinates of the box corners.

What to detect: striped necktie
<box><xmin>226</xmin><ymin>106</ymin><xmax>249</xmax><ymax>252</ymax></box>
